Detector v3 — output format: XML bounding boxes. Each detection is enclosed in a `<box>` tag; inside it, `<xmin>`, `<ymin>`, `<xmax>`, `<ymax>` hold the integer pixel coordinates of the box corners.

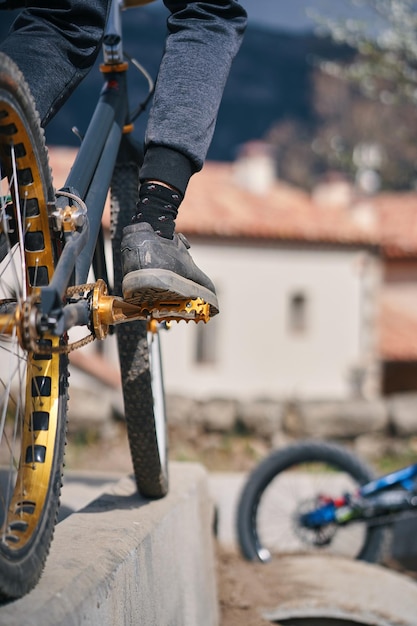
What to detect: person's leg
<box><xmin>122</xmin><ymin>0</ymin><xmax>247</xmax><ymax>313</ymax></box>
<box><xmin>142</xmin><ymin>0</ymin><xmax>247</xmax><ymax>189</ymax></box>
<box><xmin>0</xmin><ymin>0</ymin><xmax>111</xmax><ymax>126</ymax></box>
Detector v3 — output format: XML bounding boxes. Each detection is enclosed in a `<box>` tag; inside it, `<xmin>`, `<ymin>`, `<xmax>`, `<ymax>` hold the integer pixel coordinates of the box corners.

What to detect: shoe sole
<box><xmin>122</xmin><ymin>269</ymin><xmax>219</xmax><ymax>316</ymax></box>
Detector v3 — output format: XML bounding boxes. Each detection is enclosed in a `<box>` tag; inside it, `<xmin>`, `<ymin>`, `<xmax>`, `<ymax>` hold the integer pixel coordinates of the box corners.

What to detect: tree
<box><xmin>311</xmin><ymin>0</ymin><xmax>417</xmax><ymax>104</ymax></box>
<box><xmin>267</xmin><ymin>69</ymin><xmax>417</xmax><ymax>191</ymax></box>
<box><xmin>266</xmin><ymin>1</ymin><xmax>417</xmax><ymax>192</ymax></box>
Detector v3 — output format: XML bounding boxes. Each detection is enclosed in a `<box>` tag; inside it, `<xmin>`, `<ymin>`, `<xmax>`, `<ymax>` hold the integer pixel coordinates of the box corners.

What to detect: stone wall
<box><xmin>67</xmin><ymin>372</ymin><xmax>417</xmax><ymax>463</ymax></box>
<box><xmin>166</xmin><ymin>392</ymin><xmax>417</xmax><ymax>462</ymax></box>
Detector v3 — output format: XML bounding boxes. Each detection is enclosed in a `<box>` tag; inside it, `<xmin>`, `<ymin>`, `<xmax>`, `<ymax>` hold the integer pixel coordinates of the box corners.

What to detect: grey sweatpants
<box><xmin>1</xmin><ymin>0</ymin><xmax>247</xmax><ymax>192</ymax></box>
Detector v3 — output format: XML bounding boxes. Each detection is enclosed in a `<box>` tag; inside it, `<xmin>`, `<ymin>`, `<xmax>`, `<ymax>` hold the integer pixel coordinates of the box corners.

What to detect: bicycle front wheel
<box><xmin>0</xmin><ymin>53</ymin><xmax>68</xmax><ymax>599</ymax></box>
<box><xmin>111</xmin><ymin>145</ymin><xmax>168</xmax><ymax>498</ymax></box>
<box><xmin>237</xmin><ymin>441</ymin><xmax>386</xmax><ymax>564</ymax></box>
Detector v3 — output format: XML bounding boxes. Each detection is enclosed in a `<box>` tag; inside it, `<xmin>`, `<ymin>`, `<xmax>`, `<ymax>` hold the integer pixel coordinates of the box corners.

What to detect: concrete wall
<box><xmin>0</xmin><ymin>464</ymin><xmax>218</xmax><ymax>626</ymax></box>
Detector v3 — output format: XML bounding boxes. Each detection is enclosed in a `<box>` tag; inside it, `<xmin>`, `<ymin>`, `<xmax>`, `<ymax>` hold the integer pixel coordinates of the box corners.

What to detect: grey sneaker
<box><xmin>121</xmin><ymin>222</ymin><xmax>219</xmax><ymax>316</ymax></box>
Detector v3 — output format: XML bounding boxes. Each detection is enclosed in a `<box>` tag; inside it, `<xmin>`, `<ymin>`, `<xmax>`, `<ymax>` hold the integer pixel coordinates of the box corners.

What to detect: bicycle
<box><xmin>236</xmin><ymin>440</ymin><xmax>417</xmax><ymax>565</ymax></box>
<box><xmin>0</xmin><ymin>0</ymin><xmax>212</xmax><ymax>600</ymax></box>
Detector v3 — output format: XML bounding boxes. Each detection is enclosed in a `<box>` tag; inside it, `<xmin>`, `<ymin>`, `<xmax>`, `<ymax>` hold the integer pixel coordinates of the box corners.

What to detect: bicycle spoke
<box><xmin>0</xmin><ymin>51</ymin><xmax>68</xmax><ymax>597</ymax></box>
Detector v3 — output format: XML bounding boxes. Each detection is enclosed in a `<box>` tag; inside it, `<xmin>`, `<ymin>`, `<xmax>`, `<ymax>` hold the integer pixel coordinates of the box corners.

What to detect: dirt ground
<box><xmin>215</xmin><ymin>544</ymin><xmax>299</xmax><ymax>625</ymax></box>
<box><xmin>65</xmin><ymin>423</ymin><xmax>417</xmax><ymax>626</ymax></box>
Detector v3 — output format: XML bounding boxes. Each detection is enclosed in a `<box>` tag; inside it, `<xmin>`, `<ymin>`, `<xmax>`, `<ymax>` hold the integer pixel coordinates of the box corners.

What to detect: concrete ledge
<box><xmin>0</xmin><ymin>463</ymin><xmax>218</xmax><ymax>626</ymax></box>
<box><xmin>264</xmin><ymin>554</ymin><xmax>417</xmax><ymax>626</ymax></box>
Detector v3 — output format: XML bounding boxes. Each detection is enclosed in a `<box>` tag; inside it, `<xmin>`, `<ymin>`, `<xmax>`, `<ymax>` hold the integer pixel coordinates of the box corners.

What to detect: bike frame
<box><xmin>302</xmin><ymin>462</ymin><xmax>417</xmax><ymax>529</ymax></box>
<box><xmin>0</xmin><ymin>0</ymin><xmax>209</xmax><ymax>345</ymax></box>
<box><xmin>45</xmin><ymin>0</ymin><xmax>133</xmax><ymax>316</ymax></box>
<box><xmin>0</xmin><ymin>0</ymin><xmax>140</xmax><ymax>339</ymax></box>
<box><xmin>360</xmin><ymin>462</ymin><xmax>417</xmax><ymax>496</ymax></box>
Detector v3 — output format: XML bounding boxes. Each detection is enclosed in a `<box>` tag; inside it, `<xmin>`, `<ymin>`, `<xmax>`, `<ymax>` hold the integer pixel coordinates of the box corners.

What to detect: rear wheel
<box><xmin>111</xmin><ymin>144</ymin><xmax>168</xmax><ymax>498</ymax></box>
<box><xmin>0</xmin><ymin>52</ymin><xmax>68</xmax><ymax>599</ymax></box>
<box><xmin>237</xmin><ymin>441</ymin><xmax>386</xmax><ymax>564</ymax></box>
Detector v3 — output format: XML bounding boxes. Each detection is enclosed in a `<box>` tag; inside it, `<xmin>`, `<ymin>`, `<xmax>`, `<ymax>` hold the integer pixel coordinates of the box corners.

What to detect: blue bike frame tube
<box><xmin>75</xmin><ymin>118</ymin><xmax>124</xmax><ymax>283</ymax></box>
<box><xmin>64</xmin><ymin>71</ymin><xmax>128</xmax><ymax>200</ymax></box>
<box><xmin>49</xmin><ymin>227</ymin><xmax>89</xmax><ymax>299</ymax></box>
<box><xmin>360</xmin><ymin>463</ymin><xmax>417</xmax><ymax>497</ymax></box>
<box><xmin>60</xmin><ymin>69</ymin><xmax>129</xmax><ymax>284</ymax></box>
<box><xmin>64</xmin><ymin>0</ymin><xmax>126</xmax><ymax>197</ymax></box>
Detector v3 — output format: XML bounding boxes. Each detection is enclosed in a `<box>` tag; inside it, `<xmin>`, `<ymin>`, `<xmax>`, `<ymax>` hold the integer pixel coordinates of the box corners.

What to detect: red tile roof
<box><xmin>48</xmin><ymin>146</ymin><xmax>75</xmax><ymax>187</ymax></box>
<box><xmin>177</xmin><ymin>162</ymin><xmax>379</xmax><ymax>246</ymax></box>
<box><xmin>371</xmin><ymin>193</ymin><xmax>417</xmax><ymax>259</ymax></box>
<box><xmin>48</xmin><ymin>149</ymin><xmax>379</xmax><ymax>247</ymax></box>
<box><xmin>48</xmin><ymin>148</ymin><xmax>417</xmax><ymax>255</ymax></box>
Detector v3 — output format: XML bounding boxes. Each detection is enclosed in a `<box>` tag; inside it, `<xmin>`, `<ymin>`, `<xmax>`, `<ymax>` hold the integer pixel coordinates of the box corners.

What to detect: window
<box><xmin>288</xmin><ymin>291</ymin><xmax>308</xmax><ymax>334</ymax></box>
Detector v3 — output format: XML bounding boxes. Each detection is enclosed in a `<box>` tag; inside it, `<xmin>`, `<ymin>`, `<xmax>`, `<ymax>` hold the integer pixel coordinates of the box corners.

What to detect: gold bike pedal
<box><xmin>147</xmin><ymin>297</ymin><xmax>211</xmax><ymax>323</ymax></box>
<box><xmin>92</xmin><ymin>280</ymin><xmax>211</xmax><ymax>339</ymax></box>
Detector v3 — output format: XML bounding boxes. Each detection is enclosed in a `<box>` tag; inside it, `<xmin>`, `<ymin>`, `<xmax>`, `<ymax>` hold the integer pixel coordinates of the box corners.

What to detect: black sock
<box><xmin>132</xmin><ymin>182</ymin><xmax>182</xmax><ymax>239</ymax></box>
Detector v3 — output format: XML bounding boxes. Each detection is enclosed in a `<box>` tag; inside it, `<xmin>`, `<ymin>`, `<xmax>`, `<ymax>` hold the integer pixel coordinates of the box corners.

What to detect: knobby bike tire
<box><xmin>237</xmin><ymin>440</ymin><xmax>387</xmax><ymax>564</ymax></box>
<box><xmin>110</xmin><ymin>141</ymin><xmax>168</xmax><ymax>498</ymax></box>
<box><xmin>0</xmin><ymin>52</ymin><xmax>68</xmax><ymax>599</ymax></box>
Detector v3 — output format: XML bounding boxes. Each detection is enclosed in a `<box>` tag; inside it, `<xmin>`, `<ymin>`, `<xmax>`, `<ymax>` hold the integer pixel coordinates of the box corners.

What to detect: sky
<box><xmin>241</xmin><ymin>0</ymin><xmax>314</xmax><ymax>30</ymax></box>
<box><xmin>239</xmin><ymin>0</ymin><xmax>378</xmax><ymax>32</ymax></box>
<box><xmin>141</xmin><ymin>0</ymin><xmax>381</xmax><ymax>35</ymax></box>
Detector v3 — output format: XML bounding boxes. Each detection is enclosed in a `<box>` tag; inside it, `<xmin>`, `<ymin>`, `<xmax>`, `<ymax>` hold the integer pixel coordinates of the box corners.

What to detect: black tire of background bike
<box><xmin>0</xmin><ymin>52</ymin><xmax>68</xmax><ymax>599</ymax></box>
<box><xmin>236</xmin><ymin>440</ymin><xmax>387</xmax><ymax>564</ymax></box>
<box><xmin>110</xmin><ymin>152</ymin><xmax>168</xmax><ymax>498</ymax></box>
